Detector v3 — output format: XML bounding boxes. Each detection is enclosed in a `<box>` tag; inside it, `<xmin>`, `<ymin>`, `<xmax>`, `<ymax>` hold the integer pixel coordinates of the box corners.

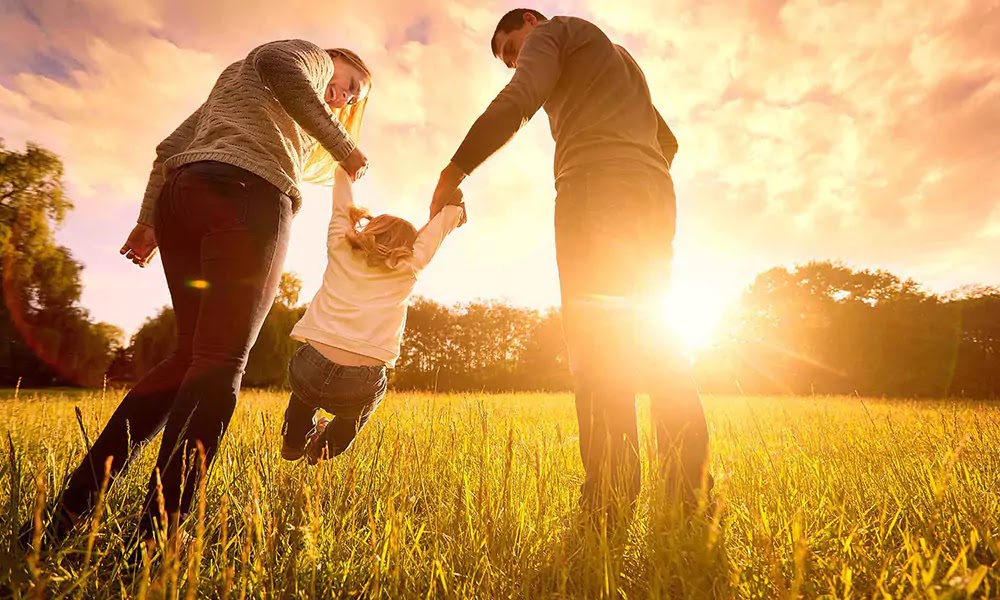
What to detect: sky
<box><xmin>1</xmin><ymin>0</ymin><xmax>998</xmax><ymax>345</ymax></box>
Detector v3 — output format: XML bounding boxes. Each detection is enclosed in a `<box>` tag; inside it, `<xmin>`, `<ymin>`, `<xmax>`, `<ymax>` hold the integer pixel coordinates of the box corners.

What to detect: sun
<box><xmin>657</xmin><ymin>287</ymin><xmax>727</xmax><ymax>355</ymax></box>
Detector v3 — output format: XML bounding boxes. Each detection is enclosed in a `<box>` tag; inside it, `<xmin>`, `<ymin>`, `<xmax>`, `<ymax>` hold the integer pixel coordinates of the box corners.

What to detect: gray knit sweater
<box><xmin>451</xmin><ymin>17</ymin><xmax>675</xmax><ymax>181</ymax></box>
<box><xmin>138</xmin><ymin>39</ymin><xmax>357</xmax><ymax>226</ymax></box>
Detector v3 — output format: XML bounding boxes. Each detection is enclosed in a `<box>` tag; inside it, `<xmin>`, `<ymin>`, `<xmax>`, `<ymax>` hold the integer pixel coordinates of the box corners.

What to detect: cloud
<box><xmin>576</xmin><ymin>0</ymin><xmax>999</xmax><ymax>289</ymax></box>
<box><xmin>2</xmin><ymin>38</ymin><xmax>221</xmax><ymax>200</ymax></box>
<box><xmin>0</xmin><ymin>0</ymin><xmax>997</xmax><ymax>334</ymax></box>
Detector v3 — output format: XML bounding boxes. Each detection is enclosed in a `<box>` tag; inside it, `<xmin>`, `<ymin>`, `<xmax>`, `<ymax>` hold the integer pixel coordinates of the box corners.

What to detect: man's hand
<box><xmin>430</xmin><ymin>162</ymin><xmax>467</xmax><ymax>220</ymax></box>
<box><xmin>340</xmin><ymin>146</ymin><xmax>369</xmax><ymax>181</ymax></box>
<box><xmin>430</xmin><ymin>180</ymin><xmax>458</xmax><ymax>220</ymax></box>
<box><xmin>438</xmin><ymin>187</ymin><xmax>468</xmax><ymax>227</ymax></box>
<box><xmin>120</xmin><ymin>223</ymin><xmax>158</xmax><ymax>268</ymax></box>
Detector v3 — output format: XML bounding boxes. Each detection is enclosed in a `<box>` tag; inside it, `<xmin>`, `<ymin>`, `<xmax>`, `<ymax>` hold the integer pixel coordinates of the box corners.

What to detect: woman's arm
<box><xmin>252</xmin><ymin>40</ymin><xmax>356</xmax><ymax>162</ymax></box>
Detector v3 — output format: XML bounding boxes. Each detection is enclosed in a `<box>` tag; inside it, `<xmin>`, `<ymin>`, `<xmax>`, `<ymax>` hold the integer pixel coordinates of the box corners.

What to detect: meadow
<box><xmin>1</xmin><ymin>389</ymin><xmax>998</xmax><ymax>599</ymax></box>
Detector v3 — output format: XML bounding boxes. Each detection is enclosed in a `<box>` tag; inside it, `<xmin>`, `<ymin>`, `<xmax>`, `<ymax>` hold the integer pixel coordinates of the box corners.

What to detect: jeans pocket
<box><xmin>288</xmin><ymin>347</ymin><xmax>327</xmax><ymax>403</ymax></box>
<box><xmin>318</xmin><ymin>376</ymin><xmax>381</xmax><ymax>416</ymax></box>
<box><xmin>179</xmin><ymin>167</ymin><xmax>250</xmax><ymax>231</ymax></box>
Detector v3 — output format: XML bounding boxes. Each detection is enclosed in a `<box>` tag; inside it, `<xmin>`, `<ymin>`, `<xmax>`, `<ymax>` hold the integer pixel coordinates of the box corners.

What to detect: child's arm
<box><xmin>410</xmin><ymin>190</ymin><xmax>465</xmax><ymax>271</ymax></box>
<box><xmin>327</xmin><ymin>166</ymin><xmax>356</xmax><ymax>239</ymax></box>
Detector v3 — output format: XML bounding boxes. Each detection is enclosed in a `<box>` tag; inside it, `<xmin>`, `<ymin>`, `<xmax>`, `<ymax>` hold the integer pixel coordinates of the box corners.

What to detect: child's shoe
<box><xmin>281</xmin><ymin>439</ymin><xmax>307</xmax><ymax>461</ymax></box>
<box><xmin>305</xmin><ymin>417</ymin><xmax>332</xmax><ymax>465</ymax></box>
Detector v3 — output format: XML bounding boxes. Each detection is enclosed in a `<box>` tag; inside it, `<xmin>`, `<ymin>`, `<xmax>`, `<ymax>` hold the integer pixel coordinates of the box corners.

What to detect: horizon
<box><xmin>2</xmin><ymin>0</ymin><xmax>997</xmax><ymax>343</ymax></box>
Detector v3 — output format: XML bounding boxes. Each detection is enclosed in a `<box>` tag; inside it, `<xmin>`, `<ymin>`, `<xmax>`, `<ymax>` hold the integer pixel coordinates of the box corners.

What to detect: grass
<box><xmin>1</xmin><ymin>390</ymin><xmax>998</xmax><ymax>598</ymax></box>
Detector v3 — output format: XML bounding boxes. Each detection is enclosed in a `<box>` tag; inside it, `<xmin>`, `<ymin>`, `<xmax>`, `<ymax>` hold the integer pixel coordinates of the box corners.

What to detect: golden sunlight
<box><xmin>659</xmin><ymin>285</ymin><xmax>727</xmax><ymax>354</ymax></box>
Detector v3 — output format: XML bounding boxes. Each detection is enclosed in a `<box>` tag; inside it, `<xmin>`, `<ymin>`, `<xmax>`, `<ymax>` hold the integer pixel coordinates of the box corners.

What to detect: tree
<box><xmin>244</xmin><ymin>297</ymin><xmax>305</xmax><ymax>387</ymax></box>
<box><xmin>277</xmin><ymin>272</ymin><xmax>302</xmax><ymax>308</ymax></box>
<box><xmin>130</xmin><ymin>306</ymin><xmax>177</xmax><ymax>380</ymax></box>
<box><xmin>392</xmin><ymin>298</ymin><xmax>570</xmax><ymax>392</ymax></box>
<box><xmin>0</xmin><ymin>141</ymin><xmax>70</xmax><ymax>257</ymax></box>
<box><xmin>449</xmin><ymin>300</ymin><xmax>538</xmax><ymax>390</ymax></box>
<box><xmin>946</xmin><ymin>287</ymin><xmax>1000</xmax><ymax>397</ymax></box>
<box><xmin>713</xmin><ymin>261</ymin><xmax>960</xmax><ymax>397</ymax></box>
<box><xmin>518</xmin><ymin>308</ymin><xmax>572</xmax><ymax>391</ymax></box>
<box><xmin>393</xmin><ymin>296</ymin><xmax>454</xmax><ymax>389</ymax></box>
<box><xmin>0</xmin><ymin>140</ymin><xmax>117</xmax><ymax>387</ymax></box>
<box><xmin>242</xmin><ymin>271</ymin><xmax>306</xmax><ymax>386</ymax></box>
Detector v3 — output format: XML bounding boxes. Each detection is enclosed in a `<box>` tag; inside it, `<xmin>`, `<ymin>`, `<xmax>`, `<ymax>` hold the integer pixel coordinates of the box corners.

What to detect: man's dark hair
<box><xmin>491</xmin><ymin>9</ymin><xmax>548</xmax><ymax>56</ymax></box>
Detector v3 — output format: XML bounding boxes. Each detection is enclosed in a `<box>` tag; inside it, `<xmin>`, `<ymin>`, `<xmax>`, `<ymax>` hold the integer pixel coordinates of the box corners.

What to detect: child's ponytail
<box><xmin>344</xmin><ymin>210</ymin><xmax>418</xmax><ymax>270</ymax></box>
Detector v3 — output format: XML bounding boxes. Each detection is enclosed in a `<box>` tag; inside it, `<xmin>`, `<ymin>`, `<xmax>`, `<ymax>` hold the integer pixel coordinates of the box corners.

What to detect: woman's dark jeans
<box><xmin>59</xmin><ymin>161</ymin><xmax>293</xmax><ymax>536</ymax></box>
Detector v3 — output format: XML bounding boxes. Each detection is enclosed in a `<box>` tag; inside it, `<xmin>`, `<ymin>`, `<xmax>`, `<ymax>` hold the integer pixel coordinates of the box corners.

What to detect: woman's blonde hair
<box><xmin>345</xmin><ymin>207</ymin><xmax>419</xmax><ymax>270</ymax></box>
<box><xmin>301</xmin><ymin>48</ymin><xmax>372</xmax><ymax>184</ymax></box>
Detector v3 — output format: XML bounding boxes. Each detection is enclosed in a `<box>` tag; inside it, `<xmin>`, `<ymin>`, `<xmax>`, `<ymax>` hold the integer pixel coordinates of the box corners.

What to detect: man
<box><xmin>430</xmin><ymin>9</ymin><xmax>712</xmax><ymax>517</ymax></box>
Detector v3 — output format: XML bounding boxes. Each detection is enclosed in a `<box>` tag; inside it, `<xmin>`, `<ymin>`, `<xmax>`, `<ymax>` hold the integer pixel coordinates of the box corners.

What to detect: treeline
<box><xmin>73</xmin><ymin>262</ymin><xmax>1000</xmax><ymax>399</ymax></box>
<box><xmin>116</xmin><ymin>290</ymin><xmax>572</xmax><ymax>392</ymax></box>
<box><xmin>117</xmin><ymin>273</ymin><xmax>316</xmax><ymax>389</ymax></box>
<box><xmin>699</xmin><ymin>262</ymin><xmax>1000</xmax><ymax>398</ymax></box>
<box><xmin>5</xmin><ymin>141</ymin><xmax>1000</xmax><ymax>398</ymax></box>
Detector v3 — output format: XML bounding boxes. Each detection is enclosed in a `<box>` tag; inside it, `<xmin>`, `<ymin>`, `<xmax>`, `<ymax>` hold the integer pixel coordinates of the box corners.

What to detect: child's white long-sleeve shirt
<box><xmin>290</xmin><ymin>168</ymin><xmax>463</xmax><ymax>366</ymax></box>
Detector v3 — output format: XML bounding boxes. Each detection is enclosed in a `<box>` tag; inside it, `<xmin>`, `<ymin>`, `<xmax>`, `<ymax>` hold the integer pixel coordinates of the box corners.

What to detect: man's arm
<box><xmin>431</xmin><ymin>22</ymin><xmax>565</xmax><ymax>218</ymax></box>
<box><xmin>655</xmin><ymin>109</ymin><xmax>679</xmax><ymax>169</ymax></box>
<box><xmin>450</xmin><ymin>24</ymin><xmax>563</xmax><ymax>175</ymax></box>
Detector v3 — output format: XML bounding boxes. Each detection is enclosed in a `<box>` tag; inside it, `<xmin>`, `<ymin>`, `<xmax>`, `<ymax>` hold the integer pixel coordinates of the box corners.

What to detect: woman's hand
<box><xmin>120</xmin><ymin>223</ymin><xmax>158</xmax><ymax>268</ymax></box>
<box><xmin>340</xmin><ymin>146</ymin><xmax>369</xmax><ymax>181</ymax></box>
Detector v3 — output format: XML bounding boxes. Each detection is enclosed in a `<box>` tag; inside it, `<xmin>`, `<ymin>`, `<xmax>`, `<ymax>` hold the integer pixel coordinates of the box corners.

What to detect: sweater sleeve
<box><xmin>450</xmin><ymin>21</ymin><xmax>565</xmax><ymax>175</ymax></box>
<box><xmin>252</xmin><ymin>40</ymin><xmax>357</xmax><ymax>162</ymax></box>
<box><xmin>138</xmin><ymin>103</ymin><xmax>204</xmax><ymax>226</ymax></box>
<box><xmin>409</xmin><ymin>205</ymin><xmax>464</xmax><ymax>271</ymax></box>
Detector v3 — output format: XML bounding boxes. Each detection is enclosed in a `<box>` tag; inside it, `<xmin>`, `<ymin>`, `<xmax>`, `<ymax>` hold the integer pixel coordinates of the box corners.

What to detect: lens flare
<box><xmin>658</xmin><ymin>288</ymin><xmax>726</xmax><ymax>355</ymax></box>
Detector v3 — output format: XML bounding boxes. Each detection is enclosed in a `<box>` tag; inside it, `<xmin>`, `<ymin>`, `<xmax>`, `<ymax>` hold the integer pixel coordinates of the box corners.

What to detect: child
<box><xmin>281</xmin><ymin>166</ymin><xmax>465</xmax><ymax>463</ymax></box>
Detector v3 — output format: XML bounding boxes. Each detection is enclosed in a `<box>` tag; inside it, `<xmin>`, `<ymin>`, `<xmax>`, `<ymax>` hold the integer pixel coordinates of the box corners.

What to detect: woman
<box><xmin>25</xmin><ymin>39</ymin><xmax>373</xmax><ymax>550</ymax></box>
